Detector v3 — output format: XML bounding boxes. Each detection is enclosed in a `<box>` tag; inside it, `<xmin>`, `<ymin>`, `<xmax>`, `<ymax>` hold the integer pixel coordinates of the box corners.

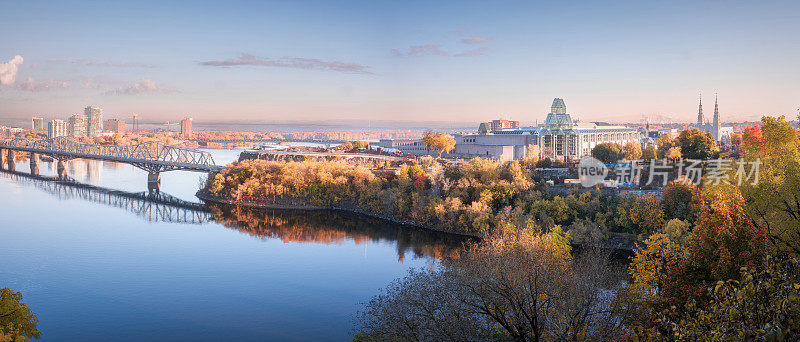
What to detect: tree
<box><xmin>0</xmin><ymin>288</ymin><xmax>40</xmax><ymax>342</ymax></box>
<box><xmin>422</xmin><ymin>131</ymin><xmax>456</xmax><ymax>158</ymax></box>
<box><xmin>740</xmin><ymin>116</ymin><xmax>800</xmax><ymax>255</ymax></box>
<box><xmin>591</xmin><ymin>143</ymin><xmax>623</xmax><ymax>164</ymax></box>
<box><xmin>640</xmin><ymin>257</ymin><xmax>800</xmax><ymax>341</ymax></box>
<box><xmin>656</xmin><ymin>133</ymin><xmax>678</xmax><ymax>159</ymax></box>
<box><xmin>641</xmin><ymin>145</ymin><xmax>657</xmax><ymax>160</ymax></box>
<box><xmin>355</xmin><ymin>231</ymin><xmax>634</xmax><ymax>341</ymax></box>
<box><xmin>623</xmin><ymin>141</ymin><xmax>642</xmax><ymax>160</ymax></box>
<box><xmin>677</xmin><ymin>128</ymin><xmax>719</xmax><ymax>160</ymax></box>
<box><xmin>661</xmin><ymin>178</ymin><xmax>700</xmax><ymax>223</ymax></box>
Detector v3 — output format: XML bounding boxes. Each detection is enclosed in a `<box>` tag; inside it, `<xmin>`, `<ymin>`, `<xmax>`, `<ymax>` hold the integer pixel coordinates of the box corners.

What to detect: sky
<box><xmin>1</xmin><ymin>0</ymin><xmax>799</xmax><ymax>125</ymax></box>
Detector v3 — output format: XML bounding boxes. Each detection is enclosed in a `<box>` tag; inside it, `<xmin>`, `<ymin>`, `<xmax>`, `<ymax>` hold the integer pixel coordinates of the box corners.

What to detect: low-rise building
<box><xmin>456</xmin><ymin>98</ymin><xmax>641</xmax><ymax>161</ymax></box>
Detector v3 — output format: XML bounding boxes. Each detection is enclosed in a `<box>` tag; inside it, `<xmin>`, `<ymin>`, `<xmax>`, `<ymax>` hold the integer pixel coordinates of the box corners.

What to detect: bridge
<box><xmin>191</xmin><ymin>138</ymin><xmax>349</xmax><ymax>148</ymax></box>
<box><xmin>0</xmin><ymin>137</ymin><xmax>221</xmax><ymax>191</ymax></box>
<box><xmin>0</xmin><ymin>169</ymin><xmax>213</xmax><ymax>224</ymax></box>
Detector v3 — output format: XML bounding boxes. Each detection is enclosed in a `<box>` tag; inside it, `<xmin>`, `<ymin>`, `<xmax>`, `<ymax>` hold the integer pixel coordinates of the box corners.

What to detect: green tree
<box><xmin>0</xmin><ymin>288</ymin><xmax>41</xmax><ymax>342</ymax></box>
<box><xmin>641</xmin><ymin>145</ymin><xmax>657</xmax><ymax>160</ymax></box>
<box><xmin>677</xmin><ymin>128</ymin><xmax>719</xmax><ymax>160</ymax></box>
<box><xmin>592</xmin><ymin>143</ymin><xmax>623</xmax><ymax>164</ymax></box>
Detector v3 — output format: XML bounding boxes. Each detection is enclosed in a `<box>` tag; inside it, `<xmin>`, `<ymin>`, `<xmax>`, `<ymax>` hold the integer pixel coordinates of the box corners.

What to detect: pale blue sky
<box><xmin>1</xmin><ymin>0</ymin><xmax>798</xmax><ymax>124</ymax></box>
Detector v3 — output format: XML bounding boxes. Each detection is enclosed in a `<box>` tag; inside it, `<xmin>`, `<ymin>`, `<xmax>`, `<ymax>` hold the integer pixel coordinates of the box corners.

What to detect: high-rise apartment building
<box><xmin>103</xmin><ymin>119</ymin><xmax>125</xmax><ymax>134</ymax></box>
<box><xmin>181</xmin><ymin>117</ymin><xmax>193</xmax><ymax>138</ymax></box>
<box><xmin>48</xmin><ymin>120</ymin><xmax>67</xmax><ymax>138</ymax></box>
<box><xmin>68</xmin><ymin>114</ymin><xmax>88</xmax><ymax>137</ymax></box>
<box><xmin>85</xmin><ymin>106</ymin><xmax>103</xmax><ymax>137</ymax></box>
<box><xmin>32</xmin><ymin>117</ymin><xmax>44</xmax><ymax>130</ymax></box>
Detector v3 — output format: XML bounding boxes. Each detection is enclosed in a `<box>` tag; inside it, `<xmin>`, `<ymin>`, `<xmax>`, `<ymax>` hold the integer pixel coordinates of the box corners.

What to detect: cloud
<box><xmin>49</xmin><ymin>59</ymin><xmax>156</xmax><ymax>68</ymax></box>
<box><xmin>391</xmin><ymin>44</ymin><xmax>450</xmax><ymax>57</ymax></box>
<box><xmin>105</xmin><ymin>79</ymin><xmax>176</xmax><ymax>95</ymax></box>
<box><xmin>460</xmin><ymin>37</ymin><xmax>493</xmax><ymax>44</ymax></box>
<box><xmin>0</xmin><ymin>55</ymin><xmax>24</xmax><ymax>85</ymax></box>
<box><xmin>200</xmin><ymin>53</ymin><xmax>373</xmax><ymax>74</ymax></box>
<box><xmin>454</xmin><ymin>47</ymin><xmax>489</xmax><ymax>57</ymax></box>
<box><xmin>15</xmin><ymin>77</ymin><xmax>70</xmax><ymax>91</ymax></box>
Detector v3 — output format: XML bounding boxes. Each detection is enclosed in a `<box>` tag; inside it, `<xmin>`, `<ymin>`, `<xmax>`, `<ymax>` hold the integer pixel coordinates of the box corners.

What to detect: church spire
<box><xmin>697</xmin><ymin>92</ymin><xmax>704</xmax><ymax>126</ymax></box>
<box><xmin>713</xmin><ymin>93</ymin><xmax>720</xmax><ymax>141</ymax></box>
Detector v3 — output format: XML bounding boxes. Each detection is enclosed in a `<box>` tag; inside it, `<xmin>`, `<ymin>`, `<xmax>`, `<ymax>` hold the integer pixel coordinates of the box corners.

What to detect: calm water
<box><xmin>0</xmin><ymin>149</ymin><xmax>467</xmax><ymax>341</ymax></box>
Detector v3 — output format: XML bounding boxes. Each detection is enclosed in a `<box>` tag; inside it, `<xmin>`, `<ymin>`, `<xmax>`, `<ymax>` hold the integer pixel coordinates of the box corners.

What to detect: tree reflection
<box><xmin>209</xmin><ymin>204</ymin><xmax>473</xmax><ymax>262</ymax></box>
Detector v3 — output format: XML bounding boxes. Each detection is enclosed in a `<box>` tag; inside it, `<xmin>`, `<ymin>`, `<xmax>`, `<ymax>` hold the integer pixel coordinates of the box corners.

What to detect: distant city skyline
<box><xmin>1</xmin><ymin>1</ymin><xmax>799</xmax><ymax>124</ymax></box>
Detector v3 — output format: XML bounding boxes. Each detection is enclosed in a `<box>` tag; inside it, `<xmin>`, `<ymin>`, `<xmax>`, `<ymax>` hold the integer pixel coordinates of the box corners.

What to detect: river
<box><xmin>0</xmin><ymin>149</ymin><xmax>468</xmax><ymax>341</ymax></box>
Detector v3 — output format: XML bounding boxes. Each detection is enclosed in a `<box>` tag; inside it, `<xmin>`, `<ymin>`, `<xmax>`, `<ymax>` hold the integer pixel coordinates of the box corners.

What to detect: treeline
<box><xmin>204</xmin><ymin>155</ymin><xmax>673</xmax><ymax>239</ymax></box>
<box><xmin>355</xmin><ymin>115</ymin><xmax>800</xmax><ymax>341</ymax></box>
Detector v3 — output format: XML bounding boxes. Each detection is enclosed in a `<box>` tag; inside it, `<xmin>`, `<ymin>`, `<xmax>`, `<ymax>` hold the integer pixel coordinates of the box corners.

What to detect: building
<box><xmin>85</xmin><ymin>106</ymin><xmax>103</xmax><ymax>137</ymax></box>
<box><xmin>31</xmin><ymin>117</ymin><xmax>44</xmax><ymax>130</ymax></box>
<box><xmin>103</xmin><ymin>119</ymin><xmax>125</xmax><ymax>134</ymax></box>
<box><xmin>180</xmin><ymin>117</ymin><xmax>193</xmax><ymax>138</ymax></box>
<box><xmin>395</xmin><ymin>140</ymin><xmax>435</xmax><ymax>156</ymax></box>
<box><xmin>456</xmin><ymin>98</ymin><xmax>641</xmax><ymax>161</ymax></box>
<box><xmin>478</xmin><ymin>119</ymin><xmax>520</xmax><ymax>134</ymax></box>
<box><xmin>68</xmin><ymin>114</ymin><xmax>88</xmax><ymax>137</ymax></box>
<box><xmin>48</xmin><ymin>119</ymin><xmax>67</xmax><ymax>138</ymax></box>
<box><xmin>694</xmin><ymin>93</ymin><xmax>733</xmax><ymax>142</ymax></box>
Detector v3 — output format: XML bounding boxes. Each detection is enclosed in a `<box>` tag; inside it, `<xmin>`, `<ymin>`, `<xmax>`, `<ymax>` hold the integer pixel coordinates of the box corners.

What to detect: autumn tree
<box><xmin>591</xmin><ymin>143</ymin><xmax>623</xmax><ymax>164</ymax></box>
<box><xmin>655</xmin><ymin>133</ymin><xmax>678</xmax><ymax>159</ymax></box>
<box><xmin>623</xmin><ymin>141</ymin><xmax>642</xmax><ymax>160</ymax></box>
<box><xmin>641</xmin><ymin>145</ymin><xmax>657</xmax><ymax>160</ymax></box>
<box><xmin>422</xmin><ymin>131</ymin><xmax>456</xmax><ymax>158</ymax></box>
<box><xmin>355</xmin><ymin>231</ymin><xmax>634</xmax><ymax>341</ymax></box>
<box><xmin>0</xmin><ymin>288</ymin><xmax>40</xmax><ymax>342</ymax></box>
<box><xmin>677</xmin><ymin>128</ymin><xmax>719</xmax><ymax>160</ymax></box>
<box><xmin>661</xmin><ymin>178</ymin><xmax>700</xmax><ymax>223</ymax></box>
<box><xmin>739</xmin><ymin>116</ymin><xmax>800</xmax><ymax>255</ymax></box>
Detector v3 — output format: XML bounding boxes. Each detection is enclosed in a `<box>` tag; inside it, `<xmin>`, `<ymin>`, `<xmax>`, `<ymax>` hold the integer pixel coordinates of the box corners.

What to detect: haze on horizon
<box><xmin>1</xmin><ymin>0</ymin><xmax>798</xmax><ymax>125</ymax></box>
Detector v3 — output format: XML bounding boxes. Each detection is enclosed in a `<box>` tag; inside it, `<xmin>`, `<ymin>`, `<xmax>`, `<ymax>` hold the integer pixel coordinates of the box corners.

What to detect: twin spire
<box><xmin>697</xmin><ymin>92</ymin><xmax>719</xmax><ymax>127</ymax></box>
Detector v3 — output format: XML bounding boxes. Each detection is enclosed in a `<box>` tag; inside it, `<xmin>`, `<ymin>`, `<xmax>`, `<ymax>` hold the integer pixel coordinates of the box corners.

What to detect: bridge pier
<box><xmin>148</xmin><ymin>172</ymin><xmax>161</xmax><ymax>193</ymax></box>
<box><xmin>56</xmin><ymin>160</ymin><xmax>68</xmax><ymax>178</ymax></box>
<box><xmin>0</xmin><ymin>148</ymin><xmax>4</xmax><ymax>169</ymax></box>
<box><xmin>29</xmin><ymin>153</ymin><xmax>39</xmax><ymax>175</ymax></box>
<box><xmin>6</xmin><ymin>150</ymin><xmax>15</xmax><ymax>171</ymax></box>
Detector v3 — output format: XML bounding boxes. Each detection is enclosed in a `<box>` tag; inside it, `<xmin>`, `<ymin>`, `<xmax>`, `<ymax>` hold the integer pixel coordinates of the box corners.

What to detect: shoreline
<box><xmin>195</xmin><ymin>191</ymin><xmax>639</xmax><ymax>253</ymax></box>
<box><xmin>195</xmin><ymin>191</ymin><xmax>484</xmax><ymax>240</ymax></box>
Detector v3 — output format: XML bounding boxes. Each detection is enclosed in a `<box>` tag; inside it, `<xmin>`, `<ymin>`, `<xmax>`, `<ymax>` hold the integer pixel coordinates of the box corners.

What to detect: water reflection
<box><xmin>210</xmin><ymin>205</ymin><xmax>472</xmax><ymax>261</ymax></box>
<box><xmin>0</xmin><ymin>169</ymin><xmax>211</xmax><ymax>224</ymax></box>
<box><xmin>1</xmin><ymin>167</ymin><xmax>471</xmax><ymax>261</ymax></box>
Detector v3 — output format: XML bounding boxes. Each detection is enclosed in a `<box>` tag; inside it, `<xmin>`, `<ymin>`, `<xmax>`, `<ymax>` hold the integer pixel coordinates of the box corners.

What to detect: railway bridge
<box><xmin>0</xmin><ymin>137</ymin><xmax>221</xmax><ymax>191</ymax></box>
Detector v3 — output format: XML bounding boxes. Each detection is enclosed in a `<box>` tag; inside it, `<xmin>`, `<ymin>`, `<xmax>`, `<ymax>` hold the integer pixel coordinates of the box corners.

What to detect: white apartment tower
<box><xmin>85</xmin><ymin>106</ymin><xmax>103</xmax><ymax>137</ymax></box>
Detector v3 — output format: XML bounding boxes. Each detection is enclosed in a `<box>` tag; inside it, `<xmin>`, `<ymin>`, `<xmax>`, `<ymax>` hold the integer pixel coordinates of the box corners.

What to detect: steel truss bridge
<box><xmin>0</xmin><ymin>169</ymin><xmax>213</xmax><ymax>224</ymax></box>
<box><xmin>0</xmin><ymin>137</ymin><xmax>220</xmax><ymax>173</ymax></box>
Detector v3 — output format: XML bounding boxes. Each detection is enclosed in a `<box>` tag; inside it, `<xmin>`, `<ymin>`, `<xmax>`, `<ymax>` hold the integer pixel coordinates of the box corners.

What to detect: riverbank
<box><xmin>196</xmin><ymin>191</ymin><xmax>484</xmax><ymax>239</ymax></box>
<box><xmin>196</xmin><ymin>191</ymin><xmax>641</xmax><ymax>252</ymax></box>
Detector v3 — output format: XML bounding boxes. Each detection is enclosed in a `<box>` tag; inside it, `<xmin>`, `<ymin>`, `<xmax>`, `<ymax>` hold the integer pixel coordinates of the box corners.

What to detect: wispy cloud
<box><xmin>454</xmin><ymin>47</ymin><xmax>489</xmax><ymax>57</ymax></box>
<box><xmin>105</xmin><ymin>79</ymin><xmax>176</xmax><ymax>95</ymax></box>
<box><xmin>0</xmin><ymin>55</ymin><xmax>24</xmax><ymax>85</ymax></box>
<box><xmin>200</xmin><ymin>53</ymin><xmax>373</xmax><ymax>74</ymax></box>
<box><xmin>460</xmin><ymin>37</ymin><xmax>493</xmax><ymax>44</ymax></box>
<box><xmin>391</xmin><ymin>44</ymin><xmax>450</xmax><ymax>57</ymax></box>
<box><xmin>15</xmin><ymin>77</ymin><xmax>70</xmax><ymax>91</ymax></box>
<box><xmin>50</xmin><ymin>59</ymin><xmax>156</xmax><ymax>68</ymax></box>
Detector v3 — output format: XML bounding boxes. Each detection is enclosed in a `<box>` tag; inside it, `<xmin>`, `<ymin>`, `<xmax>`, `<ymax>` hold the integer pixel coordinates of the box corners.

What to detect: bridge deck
<box><xmin>0</xmin><ymin>137</ymin><xmax>221</xmax><ymax>173</ymax></box>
